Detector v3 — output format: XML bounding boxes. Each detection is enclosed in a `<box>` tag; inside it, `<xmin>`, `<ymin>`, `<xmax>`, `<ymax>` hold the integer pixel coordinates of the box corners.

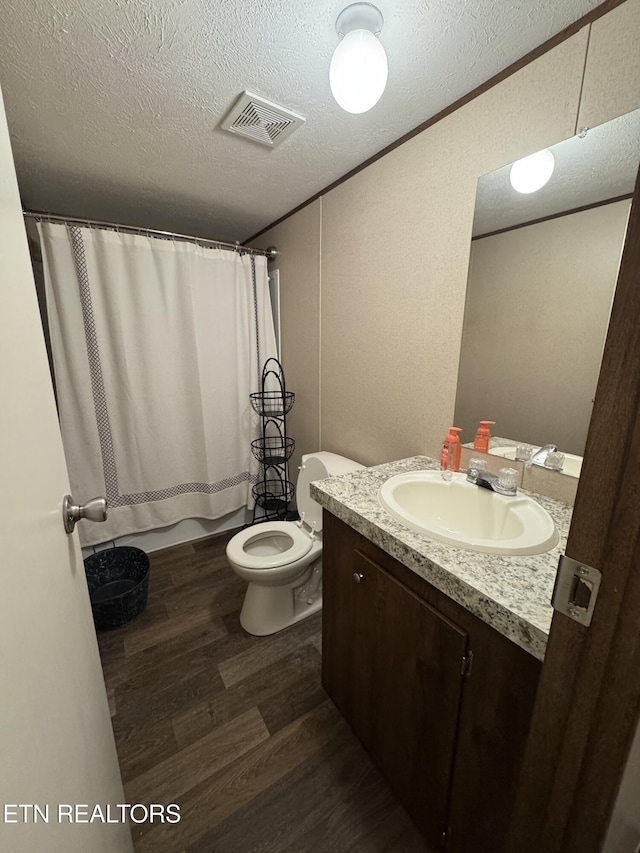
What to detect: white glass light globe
<box><xmin>509</xmin><ymin>149</ymin><xmax>555</xmax><ymax>194</ymax></box>
<box><xmin>329</xmin><ymin>29</ymin><xmax>388</xmax><ymax>114</ymax></box>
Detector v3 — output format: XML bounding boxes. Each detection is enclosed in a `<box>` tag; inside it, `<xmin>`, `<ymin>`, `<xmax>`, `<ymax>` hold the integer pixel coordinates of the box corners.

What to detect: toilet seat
<box><xmin>226</xmin><ymin>521</ymin><xmax>314</xmax><ymax>570</ymax></box>
<box><xmin>225</xmin><ymin>451</ymin><xmax>364</xmax><ymax>636</ymax></box>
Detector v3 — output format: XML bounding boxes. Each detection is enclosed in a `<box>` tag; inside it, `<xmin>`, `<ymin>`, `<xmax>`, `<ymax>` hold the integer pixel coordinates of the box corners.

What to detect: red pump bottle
<box><xmin>473</xmin><ymin>420</ymin><xmax>496</xmax><ymax>453</ymax></box>
<box><xmin>441</xmin><ymin>427</ymin><xmax>463</xmax><ymax>472</ymax></box>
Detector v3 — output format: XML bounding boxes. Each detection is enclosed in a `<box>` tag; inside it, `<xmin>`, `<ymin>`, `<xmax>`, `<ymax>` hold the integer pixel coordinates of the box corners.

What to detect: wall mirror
<box><xmin>453</xmin><ymin>108</ymin><xmax>640</xmax><ymax>479</ymax></box>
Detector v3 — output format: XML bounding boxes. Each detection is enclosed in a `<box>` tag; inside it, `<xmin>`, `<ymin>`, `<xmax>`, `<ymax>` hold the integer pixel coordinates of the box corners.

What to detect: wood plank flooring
<box><xmin>97</xmin><ymin>530</ymin><xmax>432</xmax><ymax>852</ymax></box>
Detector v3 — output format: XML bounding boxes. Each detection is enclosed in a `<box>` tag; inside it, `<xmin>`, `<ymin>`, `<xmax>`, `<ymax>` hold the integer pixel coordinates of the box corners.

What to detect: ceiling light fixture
<box><xmin>329</xmin><ymin>3</ymin><xmax>388</xmax><ymax>114</ymax></box>
<box><xmin>509</xmin><ymin>148</ymin><xmax>555</xmax><ymax>194</ymax></box>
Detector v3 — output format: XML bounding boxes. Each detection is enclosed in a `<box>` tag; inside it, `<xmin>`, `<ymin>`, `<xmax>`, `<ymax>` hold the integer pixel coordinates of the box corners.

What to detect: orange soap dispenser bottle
<box><xmin>441</xmin><ymin>427</ymin><xmax>463</xmax><ymax>472</ymax></box>
<box><xmin>474</xmin><ymin>420</ymin><xmax>496</xmax><ymax>453</ymax></box>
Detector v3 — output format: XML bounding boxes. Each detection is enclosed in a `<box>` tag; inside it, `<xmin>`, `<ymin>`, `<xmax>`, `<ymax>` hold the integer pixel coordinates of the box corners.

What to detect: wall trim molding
<box><xmin>473</xmin><ymin>193</ymin><xmax>634</xmax><ymax>241</ymax></box>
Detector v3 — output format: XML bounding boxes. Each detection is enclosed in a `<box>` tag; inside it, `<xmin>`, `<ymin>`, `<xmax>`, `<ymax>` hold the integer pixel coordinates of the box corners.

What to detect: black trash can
<box><xmin>84</xmin><ymin>546</ymin><xmax>150</xmax><ymax>631</ymax></box>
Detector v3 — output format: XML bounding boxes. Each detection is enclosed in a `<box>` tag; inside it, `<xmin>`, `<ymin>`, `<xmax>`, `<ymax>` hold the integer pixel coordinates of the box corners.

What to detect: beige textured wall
<box><xmin>252</xmin><ymin>199</ymin><xmax>321</xmax><ymax>478</ymax></box>
<box><xmin>320</xmin><ymin>31</ymin><xmax>587</xmax><ymax>465</ymax></box>
<box><xmin>579</xmin><ymin>0</ymin><xmax>640</xmax><ymax>131</ymax></box>
<box><xmin>455</xmin><ymin>200</ymin><xmax>630</xmax><ymax>456</ymax></box>
<box><xmin>254</xmin><ymin>0</ymin><xmax>640</xmax><ymax>470</ymax></box>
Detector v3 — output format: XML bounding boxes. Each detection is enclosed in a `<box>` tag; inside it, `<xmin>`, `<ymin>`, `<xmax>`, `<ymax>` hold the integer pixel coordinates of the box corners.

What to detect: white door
<box><xmin>0</xmin><ymin>88</ymin><xmax>132</xmax><ymax>851</ymax></box>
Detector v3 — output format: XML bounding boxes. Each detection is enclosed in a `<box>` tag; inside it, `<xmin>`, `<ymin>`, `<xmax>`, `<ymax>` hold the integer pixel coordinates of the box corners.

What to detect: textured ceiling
<box><xmin>0</xmin><ymin>0</ymin><xmax>608</xmax><ymax>242</ymax></box>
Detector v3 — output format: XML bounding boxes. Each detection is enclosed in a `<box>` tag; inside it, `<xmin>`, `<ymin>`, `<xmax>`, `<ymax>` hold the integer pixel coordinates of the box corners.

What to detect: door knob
<box><xmin>63</xmin><ymin>494</ymin><xmax>108</xmax><ymax>534</ymax></box>
<box><xmin>353</xmin><ymin>572</ymin><xmax>364</xmax><ymax>583</ymax></box>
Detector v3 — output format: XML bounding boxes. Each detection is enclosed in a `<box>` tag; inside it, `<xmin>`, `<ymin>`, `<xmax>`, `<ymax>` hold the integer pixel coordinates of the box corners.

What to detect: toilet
<box><xmin>226</xmin><ymin>451</ymin><xmax>364</xmax><ymax>636</ymax></box>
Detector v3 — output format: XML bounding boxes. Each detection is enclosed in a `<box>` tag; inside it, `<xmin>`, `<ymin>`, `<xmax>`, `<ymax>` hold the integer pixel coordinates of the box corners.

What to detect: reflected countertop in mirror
<box><xmin>463</xmin><ymin>436</ymin><xmax>582</xmax><ymax>479</ymax></box>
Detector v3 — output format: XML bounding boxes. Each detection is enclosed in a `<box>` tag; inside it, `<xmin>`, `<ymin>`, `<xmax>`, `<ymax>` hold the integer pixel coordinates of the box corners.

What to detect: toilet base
<box><xmin>239</xmin><ymin>563</ymin><xmax>322</xmax><ymax>636</ymax></box>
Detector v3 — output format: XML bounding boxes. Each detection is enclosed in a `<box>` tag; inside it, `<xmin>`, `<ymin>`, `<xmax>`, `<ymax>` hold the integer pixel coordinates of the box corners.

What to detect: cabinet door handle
<box><xmin>353</xmin><ymin>572</ymin><xmax>364</xmax><ymax>583</ymax></box>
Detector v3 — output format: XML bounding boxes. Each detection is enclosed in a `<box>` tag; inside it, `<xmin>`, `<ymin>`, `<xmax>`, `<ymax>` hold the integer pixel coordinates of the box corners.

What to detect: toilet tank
<box><xmin>297</xmin><ymin>451</ymin><xmax>364</xmax><ymax>532</ymax></box>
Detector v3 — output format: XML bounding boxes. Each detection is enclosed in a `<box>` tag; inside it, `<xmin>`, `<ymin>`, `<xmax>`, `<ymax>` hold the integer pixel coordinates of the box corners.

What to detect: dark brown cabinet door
<box><xmin>322</xmin><ymin>512</ymin><xmax>542</xmax><ymax>851</ymax></box>
<box><xmin>323</xmin><ymin>533</ymin><xmax>468</xmax><ymax>846</ymax></box>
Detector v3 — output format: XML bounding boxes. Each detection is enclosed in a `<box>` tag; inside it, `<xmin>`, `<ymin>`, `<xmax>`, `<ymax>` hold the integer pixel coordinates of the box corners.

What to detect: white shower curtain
<box><xmin>39</xmin><ymin>222</ymin><xmax>277</xmax><ymax>546</ymax></box>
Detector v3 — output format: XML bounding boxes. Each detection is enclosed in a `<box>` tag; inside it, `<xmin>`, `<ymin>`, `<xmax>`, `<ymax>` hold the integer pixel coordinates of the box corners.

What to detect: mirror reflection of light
<box><xmin>509</xmin><ymin>149</ymin><xmax>555</xmax><ymax>193</ymax></box>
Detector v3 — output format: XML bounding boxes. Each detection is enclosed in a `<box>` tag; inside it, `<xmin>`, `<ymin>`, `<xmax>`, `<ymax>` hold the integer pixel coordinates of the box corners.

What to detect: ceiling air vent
<box><xmin>220</xmin><ymin>91</ymin><xmax>305</xmax><ymax>148</ymax></box>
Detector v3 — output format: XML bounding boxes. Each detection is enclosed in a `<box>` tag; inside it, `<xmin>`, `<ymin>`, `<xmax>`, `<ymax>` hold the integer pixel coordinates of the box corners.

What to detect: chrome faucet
<box><xmin>529</xmin><ymin>444</ymin><xmax>557</xmax><ymax>467</ymax></box>
<box><xmin>466</xmin><ymin>466</ymin><xmax>518</xmax><ymax>496</ymax></box>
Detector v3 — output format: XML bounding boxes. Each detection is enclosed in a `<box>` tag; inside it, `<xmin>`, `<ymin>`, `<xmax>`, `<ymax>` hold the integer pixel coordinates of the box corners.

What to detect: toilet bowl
<box><xmin>226</xmin><ymin>451</ymin><xmax>363</xmax><ymax>636</ymax></box>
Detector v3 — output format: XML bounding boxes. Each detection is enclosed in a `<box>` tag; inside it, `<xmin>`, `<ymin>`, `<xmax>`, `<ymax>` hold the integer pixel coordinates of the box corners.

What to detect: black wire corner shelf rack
<box><xmin>250</xmin><ymin>358</ymin><xmax>295</xmax><ymax>523</ymax></box>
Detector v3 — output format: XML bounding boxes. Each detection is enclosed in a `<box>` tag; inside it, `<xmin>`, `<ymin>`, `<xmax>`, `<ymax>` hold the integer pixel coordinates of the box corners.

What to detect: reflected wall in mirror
<box><xmin>454</xmin><ymin>109</ymin><xmax>640</xmax><ymax>475</ymax></box>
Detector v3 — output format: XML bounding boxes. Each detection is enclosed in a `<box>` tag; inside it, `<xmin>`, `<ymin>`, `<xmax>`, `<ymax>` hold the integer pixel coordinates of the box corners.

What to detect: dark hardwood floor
<box><xmin>97</xmin><ymin>530</ymin><xmax>432</xmax><ymax>852</ymax></box>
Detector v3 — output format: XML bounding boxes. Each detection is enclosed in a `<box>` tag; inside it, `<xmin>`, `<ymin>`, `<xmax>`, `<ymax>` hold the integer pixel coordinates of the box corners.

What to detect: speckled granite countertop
<box><xmin>462</xmin><ymin>435</ymin><xmax>519</xmax><ymax>450</ymax></box>
<box><xmin>311</xmin><ymin>456</ymin><xmax>573</xmax><ymax>661</ymax></box>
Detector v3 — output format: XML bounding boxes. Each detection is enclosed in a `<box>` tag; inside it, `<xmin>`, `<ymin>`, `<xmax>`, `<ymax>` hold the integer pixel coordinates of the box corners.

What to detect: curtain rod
<box><xmin>22</xmin><ymin>209</ymin><xmax>277</xmax><ymax>262</ymax></box>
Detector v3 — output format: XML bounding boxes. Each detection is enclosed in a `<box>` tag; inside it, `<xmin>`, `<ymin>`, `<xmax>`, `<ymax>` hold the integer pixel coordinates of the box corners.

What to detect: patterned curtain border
<box><xmin>67</xmin><ymin>225</ymin><xmax>254</xmax><ymax>508</ymax></box>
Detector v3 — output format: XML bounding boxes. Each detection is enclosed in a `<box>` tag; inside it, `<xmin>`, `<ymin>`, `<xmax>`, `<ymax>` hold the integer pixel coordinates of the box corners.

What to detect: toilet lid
<box><xmin>226</xmin><ymin>521</ymin><xmax>314</xmax><ymax>570</ymax></box>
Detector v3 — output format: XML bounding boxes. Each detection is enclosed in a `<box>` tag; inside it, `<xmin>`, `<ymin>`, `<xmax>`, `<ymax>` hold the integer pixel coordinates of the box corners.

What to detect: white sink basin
<box><xmin>378</xmin><ymin>470</ymin><xmax>558</xmax><ymax>555</ymax></box>
<box><xmin>490</xmin><ymin>446</ymin><xmax>583</xmax><ymax>478</ymax></box>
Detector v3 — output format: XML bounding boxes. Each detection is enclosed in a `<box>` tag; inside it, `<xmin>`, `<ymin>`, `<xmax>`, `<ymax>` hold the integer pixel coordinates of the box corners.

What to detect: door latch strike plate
<box><xmin>552</xmin><ymin>554</ymin><xmax>602</xmax><ymax>627</ymax></box>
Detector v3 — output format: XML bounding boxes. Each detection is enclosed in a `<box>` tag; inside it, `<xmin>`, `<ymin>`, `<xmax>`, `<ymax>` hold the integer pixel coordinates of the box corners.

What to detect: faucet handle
<box><xmin>466</xmin><ymin>458</ymin><xmax>486</xmax><ymax>483</ymax></box>
<box><xmin>498</xmin><ymin>467</ymin><xmax>519</xmax><ymax>492</ymax></box>
<box><xmin>469</xmin><ymin>457</ymin><xmax>487</xmax><ymax>471</ymax></box>
<box><xmin>516</xmin><ymin>444</ymin><xmax>533</xmax><ymax>463</ymax></box>
<box><xmin>544</xmin><ymin>451</ymin><xmax>565</xmax><ymax>471</ymax></box>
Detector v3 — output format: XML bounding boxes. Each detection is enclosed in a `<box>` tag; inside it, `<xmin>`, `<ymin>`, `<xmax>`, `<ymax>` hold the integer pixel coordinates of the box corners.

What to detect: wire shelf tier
<box><xmin>251</xmin><ymin>435</ymin><xmax>295</xmax><ymax>466</ymax></box>
<box><xmin>252</xmin><ymin>479</ymin><xmax>295</xmax><ymax>512</ymax></box>
<box><xmin>250</xmin><ymin>358</ymin><xmax>295</xmax><ymax>524</ymax></box>
<box><xmin>250</xmin><ymin>390</ymin><xmax>295</xmax><ymax>417</ymax></box>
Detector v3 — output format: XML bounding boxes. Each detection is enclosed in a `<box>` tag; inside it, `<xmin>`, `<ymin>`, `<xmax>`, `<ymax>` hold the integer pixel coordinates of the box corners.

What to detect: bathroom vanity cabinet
<box><xmin>321</xmin><ymin>511</ymin><xmax>542</xmax><ymax>852</ymax></box>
